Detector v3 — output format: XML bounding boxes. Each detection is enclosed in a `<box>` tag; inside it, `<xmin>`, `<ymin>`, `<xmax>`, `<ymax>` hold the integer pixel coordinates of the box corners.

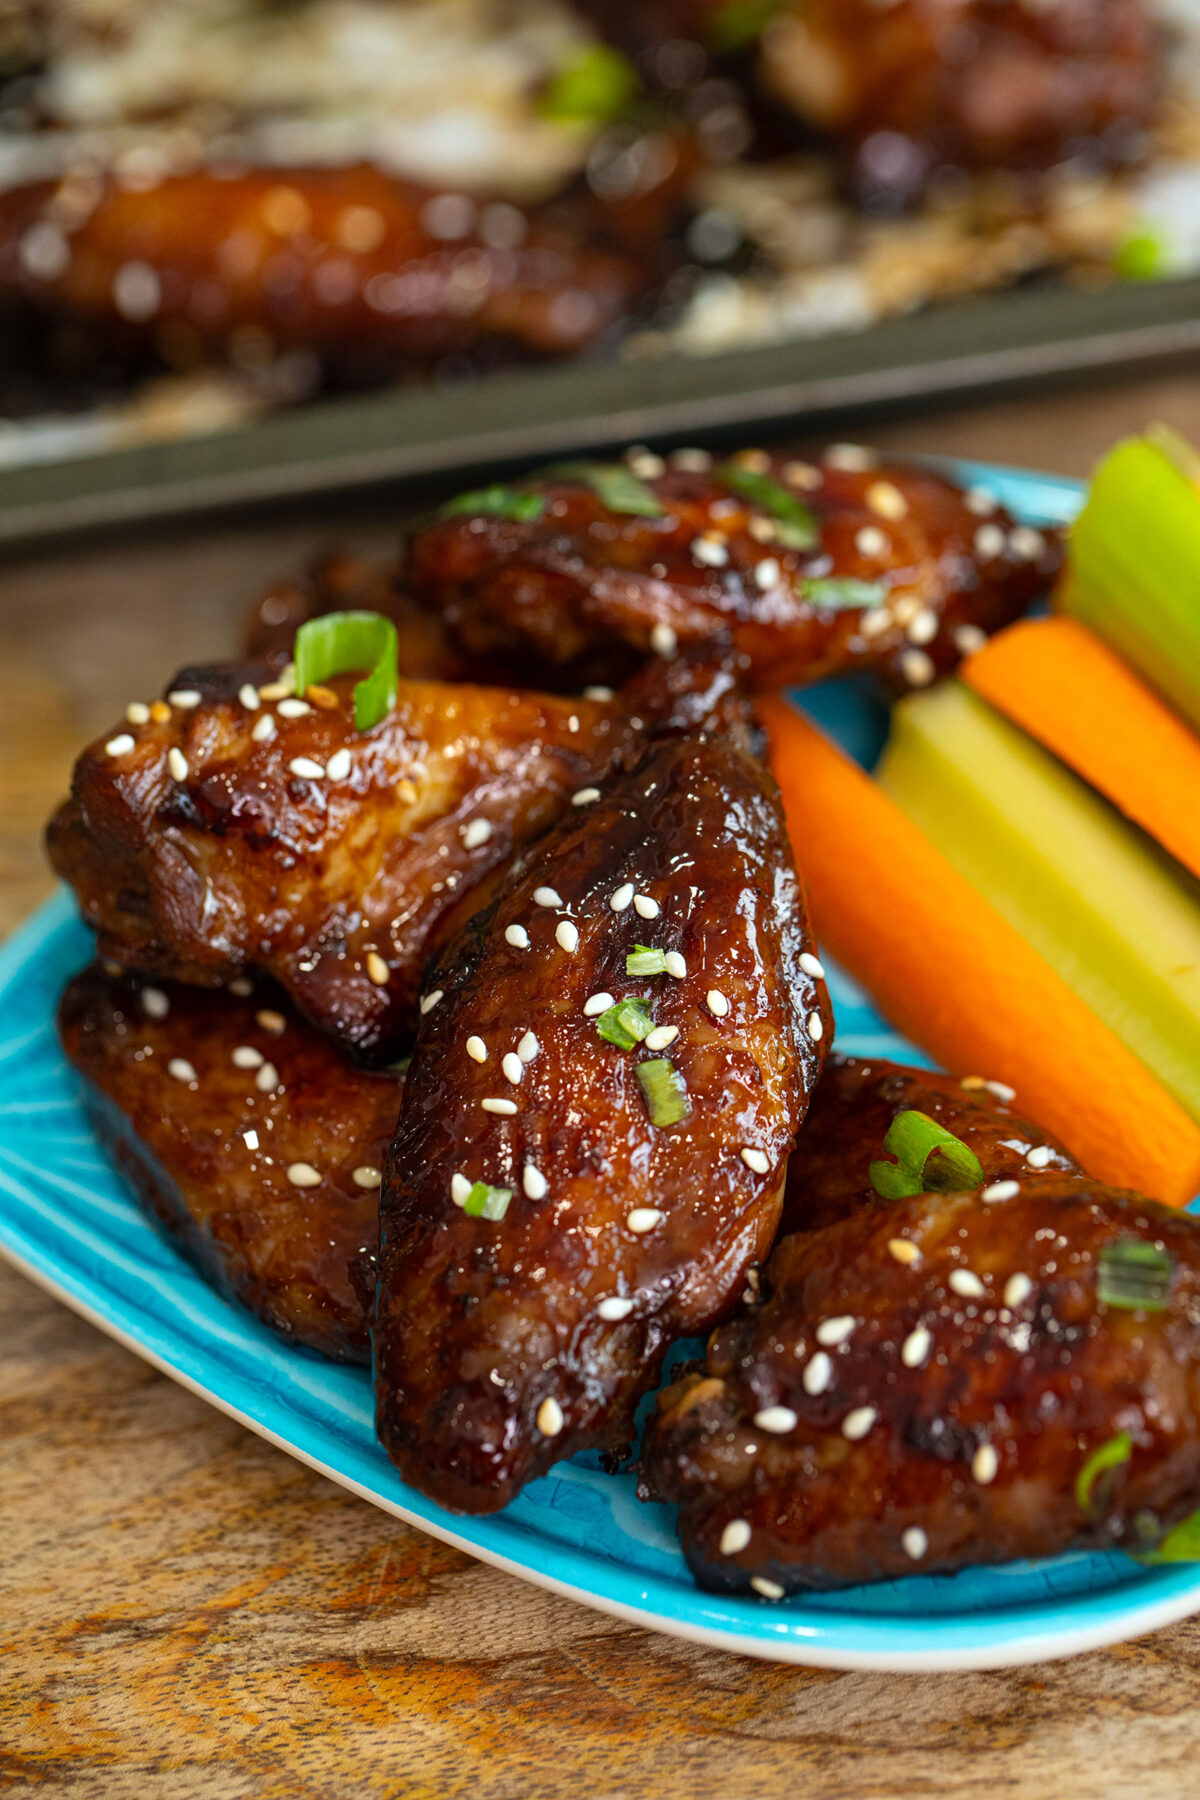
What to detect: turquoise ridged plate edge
<box><xmin>4</xmin><ymin>459</ymin><xmax>1200</xmax><ymax>1672</ymax></box>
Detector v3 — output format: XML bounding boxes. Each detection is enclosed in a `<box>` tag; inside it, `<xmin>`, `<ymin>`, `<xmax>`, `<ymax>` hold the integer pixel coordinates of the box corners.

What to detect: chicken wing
<box><xmin>405</xmin><ymin>447</ymin><xmax>1060</xmax><ymax>692</ymax></box>
<box><xmin>645</xmin><ymin>1176</ymin><xmax>1200</xmax><ymax>1594</ymax></box>
<box><xmin>47</xmin><ymin>661</ymin><xmax>642</xmax><ymax>1062</ymax></box>
<box><xmin>783</xmin><ymin>1053</ymin><xmax>1080</xmax><ymax>1235</ymax></box>
<box><xmin>59</xmin><ymin>963</ymin><xmax>399</xmax><ymax>1361</ymax></box>
<box><xmin>374</xmin><ymin>729</ymin><xmax>830</xmax><ymax>1513</ymax></box>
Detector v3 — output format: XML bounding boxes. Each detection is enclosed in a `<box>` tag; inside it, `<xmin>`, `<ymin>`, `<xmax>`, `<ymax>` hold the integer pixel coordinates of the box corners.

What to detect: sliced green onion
<box><xmin>717</xmin><ymin>462</ymin><xmax>819</xmax><ymax>550</ymax></box>
<box><xmin>597</xmin><ymin>996</ymin><xmax>655</xmax><ymax>1050</ymax></box>
<box><xmin>462</xmin><ymin>1181</ymin><xmax>513</xmax><ymax>1221</ymax></box>
<box><xmin>1075</xmin><ymin>1431</ymin><xmax>1133</xmax><ymax>1516</ymax></box>
<box><xmin>1097</xmin><ymin>1239</ymin><xmax>1173</xmax><ymax>1312</ymax></box>
<box><xmin>548</xmin><ymin>461</ymin><xmax>665</xmax><ymax>518</ymax></box>
<box><xmin>868</xmin><ymin>1108</ymin><xmax>984</xmax><ymax>1201</ymax></box>
<box><xmin>440</xmin><ymin>484</ymin><xmax>545</xmax><ymax>524</ymax></box>
<box><xmin>1136</xmin><ymin>1505</ymin><xmax>1200</xmax><ymax>1563</ymax></box>
<box><xmin>626</xmin><ymin>945</ymin><xmax>668</xmax><ymax>976</ymax></box>
<box><xmin>705</xmin><ymin>0</ymin><xmax>779</xmax><ymax>51</ymax></box>
<box><xmin>801</xmin><ymin>577</ymin><xmax>890</xmax><ymax>611</ymax></box>
<box><xmin>293</xmin><ymin>610</ymin><xmax>398</xmax><ymax>732</ymax></box>
<box><xmin>637</xmin><ymin>1057</ymin><xmax>689</xmax><ymax>1127</ymax></box>
<box><xmin>538</xmin><ymin>44</ymin><xmax>639</xmax><ymax>122</ymax></box>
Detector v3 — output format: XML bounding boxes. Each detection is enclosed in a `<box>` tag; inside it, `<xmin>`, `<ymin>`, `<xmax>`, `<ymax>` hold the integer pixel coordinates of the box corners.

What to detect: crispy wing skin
<box><xmin>783</xmin><ymin>1053</ymin><xmax>1080</xmax><ymax>1235</ymax></box>
<box><xmin>645</xmin><ymin>1178</ymin><xmax>1200</xmax><ymax>1594</ymax></box>
<box><xmin>59</xmin><ymin>965</ymin><xmax>399</xmax><ymax>1361</ymax></box>
<box><xmin>405</xmin><ymin>450</ymin><xmax>1060</xmax><ymax>692</ymax></box>
<box><xmin>47</xmin><ymin>664</ymin><xmax>641</xmax><ymax>1062</ymax></box>
<box><xmin>0</xmin><ymin>165</ymin><xmax>644</xmax><ymax>364</ymax></box>
<box><xmin>374</xmin><ymin>732</ymin><xmax>830</xmax><ymax>1513</ymax></box>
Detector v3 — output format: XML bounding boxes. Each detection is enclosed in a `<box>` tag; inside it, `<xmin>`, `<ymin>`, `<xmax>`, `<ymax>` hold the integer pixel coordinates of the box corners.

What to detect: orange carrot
<box><xmin>962</xmin><ymin>616</ymin><xmax>1200</xmax><ymax>885</ymax></box>
<box><xmin>760</xmin><ymin>694</ymin><xmax>1200</xmax><ymax>1206</ymax></box>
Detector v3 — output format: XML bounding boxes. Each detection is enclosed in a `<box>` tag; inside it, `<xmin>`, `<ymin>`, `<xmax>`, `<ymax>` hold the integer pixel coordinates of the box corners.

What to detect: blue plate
<box><xmin>4</xmin><ymin>460</ymin><xmax>1199</xmax><ymax>1671</ymax></box>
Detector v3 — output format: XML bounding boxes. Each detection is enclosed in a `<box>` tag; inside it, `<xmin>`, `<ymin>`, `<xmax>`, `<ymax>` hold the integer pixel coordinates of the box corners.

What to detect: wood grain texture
<box><xmin>7</xmin><ymin>376</ymin><xmax>1200</xmax><ymax>1799</ymax></box>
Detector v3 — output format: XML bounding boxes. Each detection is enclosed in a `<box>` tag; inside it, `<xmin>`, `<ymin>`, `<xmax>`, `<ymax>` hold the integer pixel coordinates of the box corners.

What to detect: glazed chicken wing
<box><xmin>406</xmin><ymin>447</ymin><xmax>1060</xmax><ymax>693</ymax></box>
<box><xmin>645</xmin><ymin>1177</ymin><xmax>1200</xmax><ymax>1595</ymax></box>
<box><xmin>374</xmin><ymin>730</ymin><xmax>830</xmax><ymax>1513</ymax></box>
<box><xmin>59</xmin><ymin>964</ymin><xmax>399</xmax><ymax>1361</ymax></box>
<box><xmin>47</xmin><ymin>661</ymin><xmax>642</xmax><ymax>1062</ymax></box>
<box><xmin>783</xmin><ymin>1053</ymin><xmax>1080</xmax><ymax>1235</ymax></box>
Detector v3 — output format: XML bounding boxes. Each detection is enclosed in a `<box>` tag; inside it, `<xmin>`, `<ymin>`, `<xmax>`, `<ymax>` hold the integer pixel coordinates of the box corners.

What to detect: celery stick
<box><xmin>878</xmin><ymin>681</ymin><xmax>1200</xmax><ymax>1125</ymax></box>
<box><xmin>1062</xmin><ymin>429</ymin><xmax>1200</xmax><ymax>732</ymax></box>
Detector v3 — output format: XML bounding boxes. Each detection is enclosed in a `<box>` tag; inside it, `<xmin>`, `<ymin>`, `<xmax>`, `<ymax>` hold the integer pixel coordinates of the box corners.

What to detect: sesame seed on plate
<box><xmin>1004</xmin><ymin>1273</ymin><xmax>1033</xmax><ymax>1307</ymax></box>
<box><xmin>754</xmin><ymin>1405</ymin><xmax>797</xmax><ymax>1434</ymax></box>
<box><xmin>257</xmin><ymin>1010</ymin><xmax>286</xmax><ymax>1034</ymax></box>
<box><xmin>289</xmin><ymin>756</ymin><xmax>325</xmax><ymax>779</ymax></box>
<box><xmin>583</xmin><ymin>685</ymin><xmax>615</xmax><ymax>701</ymax></box>
<box><xmin>536</xmin><ymin>1397</ymin><xmax>564</xmax><ymax>1437</ymax></box>
<box><xmin>243</xmin><ymin>1130</ymin><xmax>259</xmax><ymax>1151</ymax></box>
<box><xmin>634</xmin><ymin>894</ymin><xmax>660</xmax><ymax>920</ymax></box>
<box><xmin>807</xmin><ymin>1012</ymin><xmax>824</xmax><ymax>1041</ymax></box>
<box><xmin>754</xmin><ymin>558</ymin><xmax>781</xmax><ymax>589</ymax></box>
<box><xmin>517</xmin><ymin>1031</ymin><xmax>539</xmax><ymax>1063</ymax></box>
<box><xmin>534</xmin><ymin>886</ymin><xmax>563</xmax><ymax>908</ymax></box>
<box><xmin>855</xmin><ymin>525</ymin><xmax>889</xmax><ymax>559</ymax></box>
<box><xmin>451</xmin><ymin>1173</ymin><xmax>472</xmax><ymax>1205</ymax></box>
<box><xmin>572</xmin><ymin>788</ymin><xmax>601</xmax><ymax>806</ymax></box>
<box><xmin>232</xmin><ymin>1045</ymin><xmax>263</xmax><ymax>1069</ymax></box>
<box><xmin>902</xmin><ymin>1527</ymin><xmax>928</xmax><ymax>1561</ymax></box>
<box><xmin>467</xmin><ymin>1036</ymin><xmax>488</xmax><ymax>1062</ymax></box>
<box><xmin>974</xmin><ymin>523</ymin><xmax>1006</xmax><ymax>560</ymax></box>
<box><xmin>645</xmin><ymin>1025</ymin><xmax>678</xmax><ymax>1051</ymax></box>
<box><xmin>784</xmin><ymin>460</ymin><xmax>822</xmax><ymax>488</ymax></box>
<box><xmin>326</xmin><ymin>748</ymin><xmax>352</xmax><ymax>781</ymax></box>
<box><xmin>671</xmin><ymin>448</ymin><xmax>711</xmax><ymax>472</ymax></box>
<box><xmin>965</xmin><ymin>487</ymin><xmax>997</xmax><ymax>516</ymax></box>
<box><xmin>277</xmin><ymin>698</ymin><xmax>311</xmax><ymax>719</ymax></box>
<box><xmin>1026</xmin><ymin>1145</ymin><xmax>1055</xmax><ymax>1168</ymax></box>
<box><xmin>523</xmin><ymin>1164</ymin><xmax>548</xmax><ymax>1200</ymax></box>
<box><xmin>692</xmin><ymin>536</ymin><xmax>729</xmax><ymax>568</ymax></box>
<box><xmin>556</xmin><ymin>920</ymin><xmax>580</xmax><ymax>952</ymax></box>
<box><xmin>900</xmin><ymin>648</ymin><xmax>936</xmax><ymax>687</ymax></box>
<box><xmin>741</xmin><ymin>1147</ymin><xmax>770</xmax><ymax>1174</ymax></box>
<box><xmin>506</xmin><ymin>924</ymin><xmax>530</xmax><ymax>949</ymax></box>
<box><xmin>650</xmin><ymin>623</ymin><xmax>678</xmax><ymax>656</ymax></box>
<box><xmin>255</xmin><ymin>1061</ymin><xmax>279</xmax><ymax>1092</ymax></box>
<box><xmin>720</xmin><ymin>1519</ymin><xmax>752</xmax><ymax>1555</ymax></box>
<box><xmin>627</xmin><ymin>449</ymin><xmax>665</xmax><ymax>478</ymax></box>
<box><xmin>803</xmin><ymin>1352</ymin><xmax>832</xmax><ymax>1395</ymax></box>
<box><xmin>731</xmin><ymin>448</ymin><xmax>770</xmax><ymax>473</ymax></box>
<box><xmin>751</xmin><ymin>1577</ymin><xmax>785</xmax><ymax>1601</ymax></box>
<box><xmin>584</xmin><ymin>993</ymin><xmax>615</xmax><ymax>1016</ymax></box>
<box><xmin>229</xmin><ymin>978</ymin><xmax>253</xmax><ymax>996</ymax></box>
<box><xmin>352</xmin><ymin>1167</ymin><xmax>382</xmax><ymax>1189</ymax></box>
<box><xmin>259</xmin><ymin>679</ymin><xmax>292</xmax><ymax>702</ymax></box>
<box><xmin>949</xmin><ymin>1269</ymin><xmax>985</xmax><ymax>1298</ymax></box>
<box><xmin>462</xmin><ymin>818</ymin><xmax>492</xmax><ymax>849</ymax></box>
<box><xmin>286</xmin><ymin>1162</ymin><xmax>321</xmax><ymax>1188</ymax></box>
<box><xmin>816</xmin><ymin>1316</ymin><xmax>855</xmax><ymax>1346</ymax></box>
<box><xmin>238</xmin><ymin>684</ymin><xmax>260</xmax><ymax>711</ymax></box>
<box><xmin>627</xmin><ymin>1208</ymin><xmax>663</xmax><ymax>1234</ymax></box>
<box><xmin>167</xmin><ymin>1058</ymin><xmax>196</xmax><ymax>1083</ymax></box>
<box><xmin>986</xmin><ymin>1080</ymin><xmax>1016</xmax><ymax>1103</ymax></box>
<box><xmin>610</xmin><ymin>883</ymin><xmax>635</xmax><ymax>911</ymax></box>
<box><xmin>860</xmin><ymin>607</ymin><xmax>891</xmax><ymax>638</ymax></box>
<box><xmin>842</xmin><ymin>1406</ymin><xmax>877</xmax><ymax>1440</ymax></box>
<box><xmin>105</xmin><ymin>733</ymin><xmax>135</xmax><ymax>757</ymax></box>
<box><xmin>140</xmin><ymin>987</ymin><xmax>169</xmax><ymax>1020</ymax></box>
<box><xmin>866</xmin><ymin>480</ymin><xmax>908</xmax><ymax>521</ymax></box>
<box><xmin>369</xmin><ymin>953</ymin><xmax>392</xmax><ymax>988</ymax></box>
<box><xmin>707</xmin><ymin>989</ymin><xmax>729</xmax><ymax>1017</ymax></box>
<box><xmin>168</xmin><ymin>748</ymin><xmax>189</xmax><ymax>781</ymax></box>
<box><xmin>168</xmin><ymin>689</ymin><xmax>201</xmax><ymax>709</ymax></box>
<box><xmin>251</xmin><ymin>714</ymin><xmax>276</xmax><ymax>743</ymax></box>
<box><xmin>953</xmin><ymin>624</ymin><xmax>987</xmax><ymax>656</ymax></box>
<box><xmin>799</xmin><ymin>952</ymin><xmax>825</xmax><ymax>979</ymax></box>
<box><xmin>972</xmin><ymin>1444</ymin><xmax>999</xmax><ymax>1485</ymax></box>
<box><xmin>482</xmin><ymin>1097</ymin><xmax>518</xmax><ymax>1115</ymax></box>
<box><xmin>502</xmin><ymin>1052</ymin><xmax>523</xmax><ymax>1085</ymax></box>
<box><xmin>907</xmin><ymin>608</ymin><xmax>939</xmax><ymax>645</ymax></box>
<box><xmin>598</xmin><ymin>1296</ymin><xmax>634</xmax><ymax>1321</ymax></box>
<box><xmin>889</xmin><ymin>1238</ymin><xmax>920</xmax><ymax>1265</ymax></box>
<box><xmin>1009</xmin><ymin>525</ymin><xmax>1046</xmax><ymax>561</ymax></box>
<box><xmin>824</xmin><ymin>443</ymin><xmax>875</xmax><ymax>471</ymax></box>
<box><xmin>982</xmin><ymin>1180</ymin><xmax>1020</xmax><ymax>1203</ymax></box>
<box><xmin>902</xmin><ymin>1326</ymin><xmax>932</xmax><ymax>1368</ymax></box>
<box><xmin>664</xmin><ymin>951</ymin><xmax>687</xmax><ymax>979</ymax></box>
<box><xmin>748</xmin><ymin>516</ymin><xmax>777</xmax><ymax>544</ymax></box>
<box><xmin>126</xmin><ymin>702</ymin><xmax>150</xmax><ymax>725</ymax></box>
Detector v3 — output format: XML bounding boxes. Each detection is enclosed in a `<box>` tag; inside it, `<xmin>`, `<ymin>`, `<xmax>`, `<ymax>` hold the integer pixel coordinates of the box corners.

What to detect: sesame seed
<box><xmin>467</xmin><ymin>1036</ymin><xmax>488</xmax><ymax>1062</ymax></box>
<box><xmin>149</xmin><ymin>701</ymin><xmax>171</xmax><ymax>723</ymax></box>
<box><xmin>255</xmin><ymin>1062</ymin><xmax>279</xmax><ymax>1092</ymax></box>
<box><xmin>517</xmin><ymin>1031</ymin><xmax>539</xmax><ymax>1063</ymax></box>
<box><xmin>369</xmin><ymin>954</ymin><xmax>392</xmax><ymax>988</ymax></box>
<box><xmin>568</xmin><ymin>716</ymin><xmax>580</xmax><ymax>733</ymax></box>
<box><xmin>1004</xmin><ymin>1273</ymin><xmax>1033</xmax><ymax>1307</ymax></box>
<box><xmin>251</xmin><ymin>714</ymin><xmax>276</xmax><ymax>743</ymax></box>
<box><xmin>502</xmin><ymin>1052</ymin><xmax>524</xmax><ymax>1085</ymax></box>
<box><xmin>707</xmin><ymin>989</ymin><xmax>729</xmax><ymax>1017</ymax></box>
<box><xmin>842</xmin><ymin>1406</ymin><xmax>877</xmax><ymax>1440</ymax></box>
<box><xmin>754</xmin><ymin>1405</ymin><xmax>797</xmax><ymax>1434</ymax></box>
<box><xmin>650</xmin><ymin>623</ymin><xmax>678</xmax><ymax>656</ymax></box>
<box><xmin>229</xmin><ymin>977</ymin><xmax>253</xmax><ymax>997</ymax></box>
<box><xmin>901</xmin><ymin>1326</ymin><xmax>932</xmax><ymax>1368</ymax></box>
<box><xmin>1026</xmin><ymin>1145</ymin><xmax>1055</xmax><ymax>1169</ymax></box>
<box><xmin>259</xmin><ymin>679</ymin><xmax>292</xmax><ymax>702</ymax></box>
<box><xmin>585</xmin><ymin>993</ymin><xmax>616</xmax><ymax>1016</ymax></box>
<box><xmin>902</xmin><ymin>1527</ymin><xmax>928</xmax><ymax>1561</ymax></box>
<box><xmin>783</xmin><ymin>460</ymin><xmax>822</xmax><ymax>489</ymax></box>
<box><xmin>506</xmin><ymin>925</ymin><xmax>530</xmax><ymax>949</ymax></box>
<box><xmin>232</xmin><ymin>1045</ymin><xmax>263</xmax><ymax>1069</ymax></box>
<box><xmin>644</xmin><ymin>1025</ymin><xmax>679</xmax><ymax>1051</ymax></box>
<box><xmin>238</xmin><ymin>684</ymin><xmax>260</xmax><ymax>711</ymax></box>
<box><xmin>610</xmin><ymin>883</ymin><xmax>635</xmax><ymax>912</ymax></box>
<box><xmin>816</xmin><ymin>1315</ymin><xmax>855</xmax><ymax>1346</ymax></box>
<box><xmin>583</xmin><ymin>685</ymin><xmax>615</xmax><ymax>701</ymax></box>
<box><xmin>965</xmin><ymin>487</ymin><xmax>997</xmax><ymax>516</ymax></box>
<box><xmin>534</xmin><ymin>886</ymin><xmax>563</xmax><ymax>908</ymax></box>
<box><xmin>949</xmin><ymin>1269</ymin><xmax>985</xmax><ymax>1298</ymax></box>
<box><xmin>556</xmin><ymin>920</ymin><xmax>580</xmax><ymax>953</ymax></box>
<box><xmin>598</xmin><ymin>1296</ymin><xmax>634</xmax><ymax>1321</ymax></box>
<box><xmin>167</xmin><ymin>1058</ymin><xmax>196</xmax><ymax>1083</ymax></box>
<box><xmin>732</xmin><ymin>448</ymin><xmax>770</xmax><ymax>473</ymax></box>
<box><xmin>462</xmin><ymin>818</ymin><xmax>492</xmax><ymax>849</ymax></box>
<box><xmin>451</xmin><ymin>1173</ymin><xmax>472</xmax><ymax>1206</ymax></box>
<box><xmin>720</xmin><ymin>1519</ymin><xmax>752</xmax><ymax>1556</ymax></box>
<box><xmin>982</xmin><ymin>1180</ymin><xmax>1020</xmax><ymax>1203</ymax></box>
<box><xmin>807</xmin><ymin>1012</ymin><xmax>823</xmax><ymax>1041</ymax></box>
<box><xmin>573</xmin><ymin>788</ymin><xmax>601</xmax><ymax>806</ymax></box>
<box><xmin>692</xmin><ymin>536</ymin><xmax>729</xmax><ymax>568</ymax></box>
<box><xmin>855</xmin><ymin>525</ymin><xmax>889</xmax><ymax>559</ymax></box>
<box><xmin>907</xmin><ymin>608</ymin><xmax>939</xmax><ymax>645</ymax></box>
<box><xmin>257</xmin><ymin>1010</ymin><xmax>286</xmax><ymax>1034</ymax></box>
<box><xmin>277</xmin><ymin>698</ymin><xmax>311</xmax><ymax>719</ymax></box>
<box><xmin>754</xmin><ymin>558</ymin><xmax>781</xmax><ymax>589</ymax></box>
<box><xmin>900</xmin><ymin>648</ymin><xmax>936</xmax><ymax>687</ymax></box>
<box><xmin>889</xmin><ymin>1238</ymin><xmax>920</xmax><ymax>1266</ymax></box>
<box><xmin>985</xmin><ymin>1080</ymin><xmax>1016</xmax><ymax>1103</ymax></box>
<box><xmin>634</xmin><ymin>894</ymin><xmax>660</xmax><ymax>920</ymax></box>
<box><xmin>352</xmin><ymin>1166</ymin><xmax>382</xmax><ymax>1189</ymax></box>
<box><xmin>289</xmin><ymin>756</ymin><xmax>325</xmax><ymax>779</ymax></box>
<box><xmin>627</xmin><ymin>1208</ymin><xmax>663</xmax><ymax>1234</ymax></box>
<box><xmin>803</xmin><ymin>1352</ymin><xmax>832</xmax><ymax>1395</ymax></box>
<box><xmin>799</xmin><ymin>952</ymin><xmax>825</xmax><ymax>979</ymax></box>
<box><xmin>523</xmin><ymin>1164</ymin><xmax>548</xmax><ymax>1200</ymax></box>
<box><xmin>748</xmin><ymin>516</ymin><xmax>777</xmax><ymax>544</ymax></box>
<box><xmin>326</xmin><ymin>748</ymin><xmax>352</xmax><ymax>781</ymax></box>
<box><xmin>972</xmin><ymin>1444</ymin><xmax>999</xmax><ymax>1485</ymax></box>
<box><xmin>243</xmin><ymin>1130</ymin><xmax>259</xmax><ymax>1151</ymax></box>
<box><xmin>664</xmin><ymin>951</ymin><xmax>687</xmax><ymax>979</ymax></box>
<box><xmin>953</xmin><ymin>624</ymin><xmax>987</xmax><ymax>657</ymax></box>
<box><xmin>482</xmin><ymin>1097</ymin><xmax>518</xmax><ymax>1115</ymax></box>
<box><xmin>825</xmin><ymin>443</ymin><xmax>875</xmax><ymax>472</ymax></box>
<box><xmin>740</xmin><ymin>1147</ymin><xmax>770</xmax><ymax>1176</ymax></box>
<box><xmin>1009</xmin><ymin>525</ymin><xmax>1046</xmax><ymax>561</ymax></box>
<box><xmin>751</xmin><ymin>1577</ymin><xmax>785</xmax><ymax>1601</ymax></box>
<box><xmin>974</xmin><ymin>523</ymin><xmax>1006</xmax><ymax>560</ymax></box>
<box><xmin>866</xmin><ymin>480</ymin><xmax>909</xmax><ymax>521</ymax></box>
<box><xmin>167</xmin><ymin>748</ymin><xmax>189</xmax><ymax>782</ymax></box>
<box><xmin>168</xmin><ymin>689</ymin><xmax>201</xmax><ymax>709</ymax></box>
<box><xmin>627</xmin><ymin>448</ymin><xmax>665</xmax><ymax>478</ymax></box>
<box><xmin>126</xmin><ymin>702</ymin><xmax>151</xmax><ymax>725</ymax></box>
<box><xmin>140</xmin><ymin>986</ymin><xmax>170</xmax><ymax>1020</ymax></box>
<box><xmin>285</xmin><ymin>1161</ymin><xmax>321</xmax><ymax>1188</ymax></box>
<box><xmin>536</xmin><ymin>1396</ymin><xmax>564</xmax><ymax>1437</ymax></box>
<box><xmin>105</xmin><ymin>732</ymin><xmax>135</xmax><ymax>757</ymax></box>
<box><xmin>860</xmin><ymin>607</ymin><xmax>892</xmax><ymax>638</ymax></box>
<box><xmin>671</xmin><ymin>448</ymin><xmax>712</xmax><ymax>472</ymax></box>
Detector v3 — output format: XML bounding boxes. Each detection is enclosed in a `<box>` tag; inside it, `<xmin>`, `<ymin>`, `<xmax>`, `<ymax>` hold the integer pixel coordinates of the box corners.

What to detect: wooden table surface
<box><xmin>7</xmin><ymin>371</ymin><xmax>1200</xmax><ymax>1800</ymax></box>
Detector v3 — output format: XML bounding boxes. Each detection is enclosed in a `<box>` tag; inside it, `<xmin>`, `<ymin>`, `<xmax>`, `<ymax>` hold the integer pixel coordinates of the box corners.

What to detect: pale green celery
<box><xmin>877</xmin><ymin>681</ymin><xmax>1200</xmax><ymax>1125</ymax></box>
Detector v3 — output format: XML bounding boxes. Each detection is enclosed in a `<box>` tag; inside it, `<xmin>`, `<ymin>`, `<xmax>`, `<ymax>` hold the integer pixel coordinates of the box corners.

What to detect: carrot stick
<box><xmin>962</xmin><ymin>616</ymin><xmax>1200</xmax><ymax>885</ymax></box>
<box><xmin>760</xmin><ymin>694</ymin><xmax>1200</xmax><ymax>1206</ymax></box>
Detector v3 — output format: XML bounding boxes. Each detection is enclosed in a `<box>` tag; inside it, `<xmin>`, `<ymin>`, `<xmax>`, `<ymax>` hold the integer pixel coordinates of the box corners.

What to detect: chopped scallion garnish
<box><xmin>293</xmin><ymin>610</ymin><xmax>399</xmax><ymax>732</ymax></box>
<box><xmin>868</xmin><ymin>1108</ymin><xmax>985</xmax><ymax>1200</ymax></box>
<box><xmin>637</xmin><ymin>1057</ymin><xmax>689</xmax><ymax>1127</ymax></box>
<box><xmin>1075</xmin><ymin>1431</ymin><xmax>1133</xmax><ymax>1516</ymax></box>
<box><xmin>717</xmin><ymin>462</ymin><xmax>818</xmax><ymax>549</ymax></box>
<box><xmin>801</xmin><ymin>577</ymin><xmax>890</xmax><ymax>611</ymax></box>
<box><xmin>538</xmin><ymin>43</ymin><xmax>639</xmax><ymax>122</ymax></box>
<box><xmin>1097</xmin><ymin>1239</ymin><xmax>1173</xmax><ymax>1312</ymax></box>
<box><xmin>440</xmin><ymin>484</ymin><xmax>545</xmax><ymax>524</ymax></box>
<box><xmin>547</xmin><ymin>461</ymin><xmax>665</xmax><ymax>518</ymax></box>
<box><xmin>1136</xmin><ymin>1505</ymin><xmax>1200</xmax><ymax>1563</ymax></box>
<box><xmin>626</xmin><ymin>945</ymin><xmax>668</xmax><ymax>976</ymax></box>
<box><xmin>462</xmin><ymin>1181</ymin><xmax>513</xmax><ymax>1221</ymax></box>
<box><xmin>597</xmin><ymin>996</ymin><xmax>655</xmax><ymax>1050</ymax></box>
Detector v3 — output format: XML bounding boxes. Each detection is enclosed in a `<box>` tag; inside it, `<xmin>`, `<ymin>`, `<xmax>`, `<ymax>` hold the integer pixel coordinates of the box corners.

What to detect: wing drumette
<box><xmin>374</xmin><ymin>729</ymin><xmax>830</xmax><ymax>1512</ymax></box>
